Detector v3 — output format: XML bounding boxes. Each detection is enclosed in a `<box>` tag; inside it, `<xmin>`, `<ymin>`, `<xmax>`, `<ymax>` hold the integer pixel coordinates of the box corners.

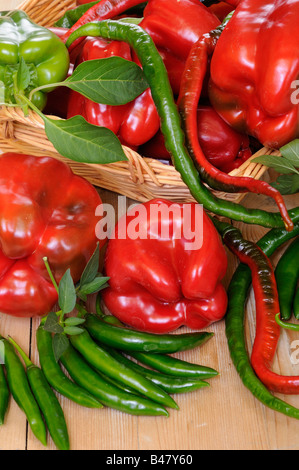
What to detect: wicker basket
<box><xmin>0</xmin><ymin>0</ymin><xmax>280</xmax><ymax>204</ymax></box>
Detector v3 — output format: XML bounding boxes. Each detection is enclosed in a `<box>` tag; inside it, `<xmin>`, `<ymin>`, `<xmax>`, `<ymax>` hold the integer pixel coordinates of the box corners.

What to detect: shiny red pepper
<box><xmin>62</xmin><ymin>0</ymin><xmax>220</xmax><ymax>96</ymax></box>
<box><xmin>140</xmin><ymin>105</ymin><xmax>252</xmax><ymax>173</ymax></box>
<box><xmin>0</xmin><ymin>153</ymin><xmax>102</xmax><ymax>318</ymax></box>
<box><xmin>67</xmin><ymin>37</ymin><xmax>160</xmax><ymax>148</ymax></box>
<box><xmin>102</xmin><ymin>199</ymin><xmax>228</xmax><ymax>333</ymax></box>
<box><xmin>209</xmin><ymin>0</ymin><xmax>299</xmax><ymax>148</ymax></box>
<box><xmin>139</xmin><ymin>0</ymin><xmax>220</xmax><ymax>95</ymax></box>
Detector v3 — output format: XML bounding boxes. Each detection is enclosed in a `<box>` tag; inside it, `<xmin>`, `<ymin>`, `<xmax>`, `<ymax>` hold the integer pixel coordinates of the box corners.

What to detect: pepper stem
<box><xmin>28</xmin><ymin>82</ymin><xmax>64</xmax><ymax>102</ymax></box>
<box><xmin>7</xmin><ymin>337</ymin><xmax>33</xmax><ymax>369</ymax></box>
<box><xmin>275</xmin><ymin>313</ymin><xmax>299</xmax><ymax>332</ymax></box>
<box><xmin>43</xmin><ymin>256</ymin><xmax>59</xmax><ymax>294</ymax></box>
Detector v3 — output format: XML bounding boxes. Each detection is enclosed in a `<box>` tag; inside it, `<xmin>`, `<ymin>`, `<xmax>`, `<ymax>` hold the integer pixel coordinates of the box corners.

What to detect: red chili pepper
<box><xmin>0</xmin><ymin>153</ymin><xmax>102</xmax><ymax>318</ymax></box>
<box><xmin>61</xmin><ymin>0</ymin><xmax>144</xmax><ymax>50</ymax></box>
<box><xmin>67</xmin><ymin>37</ymin><xmax>160</xmax><ymax>148</ymax></box>
<box><xmin>140</xmin><ymin>105</ymin><xmax>252</xmax><ymax>173</ymax></box>
<box><xmin>209</xmin><ymin>0</ymin><xmax>299</xmax><ymax>148</ymax></box>
<box><xmin>177</xmin><ymin>22</ymin><xmax>293</xmax><ymax>232</ymax></box>
<box><xmin>216</xmin><ymin>220</ymin><xmax>299</xmax><ymax>395</ymax></box>
<box><xmin>102</xmin><ymin>199</ymin><xmax>228</xmax><ymax>333</ymax></box>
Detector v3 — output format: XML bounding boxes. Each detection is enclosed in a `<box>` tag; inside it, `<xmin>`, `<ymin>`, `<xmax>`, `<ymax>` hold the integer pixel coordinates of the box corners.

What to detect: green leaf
<box><xmin>251</xmin><ymin>155</ymin><xmax>299</xmax><ymax>175</ymax></box>
<box><xmin>80</xmin><ymin>243</ymin><xmax>100</xmax><ymax>287</ymax></box>
<box><xmin>280</xmin><ymin>139</ymin><xmax>299</xmax><ymax>168</ymax></box>
<box><xmin>118</xmin><ymin>17</ymin><xmax>143</xmax><ymax>25</ymax></box>
<box><xmin>52</xmin><ymin>333</ymin><xmax>69</xmax><ymax>362</ymax></box>
<box><xmin>64</xmin><ymin>326</ymin><xmax>85</xmax><ymax>336</ymax></box>
<box><xmin>42</xmin><ymin>114</ymin><xmax>127</xmax><ymax>164</ymax></box>
<box><xmin>64</xmin><ymin>57</ymin><xmax>148</xmax><ymax>105</ymax></box>
<box><xmin>43</xmin><ymin>311</ymin><xmax>63</xmax><ymax>334</ymax></box>
<box><xmin>271</xmin><ymin>173</ymin><xmax>299</xmax><ymax>195</ymax></box>
<box><xmin>58</xmin><ymin>269</ymin><xmax>77</xmax><ymax>314</ymax></box>
<box><xmin>79</xmin><ymin>276</ymin><xmax>110</xmax><ymax>296</ymax></box>
<box><xmin>55</xmin><ymin>1</ymin><xmax>98</xmax><ymax>28</ymax></box>
<box><xmin>64</xmin><ymin>317</ymin><xmax>86</xmax><ymax>326</ymax></box>
<box><xmin>16</xmin><ymin>58</ymin><xmax>30</xmax><ymax>92</ymax></box>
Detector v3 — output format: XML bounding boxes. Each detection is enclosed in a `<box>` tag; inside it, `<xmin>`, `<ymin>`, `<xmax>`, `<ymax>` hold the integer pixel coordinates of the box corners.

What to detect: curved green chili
<box><xmin>8</xmin><ymin>337</ymin><xmax>69</xmax><ymax>451</ymax></box>
<box><xmin>225</xmin><ymin>220</ymin><xmax>299</xmax><ymax>419</ymax></box>
<box><xmin>0</xmin><ymin>362</ymin><xmax>9</xmax><ymax>425</ymax></box>
<box><xmin>69</xmin><ymin>329</ymin><xmax>178</xmax><ymax>409</ymax></box>
<box><xmin>85</xmin><ymin>313</ymin><xmax>213</xmax><ymax>353</ymax></box>
<box><xmin>0</xmin><ymin>337</ymin><xmax>47</xmax><ymax>446</ymax></box>
<box><xmin>102</xmin><ymin>347</ymin><xmax>210</xmax><ymax>394</ymax></box>
<box><xmin>275</xmin><ymin>237</ymin><xmax>299</xmax><ymax>321</ymax></box>
<box><xmin>66</xmin><ymin>21</ymin><xmax>296</xmax><ymax>231</ymax></box>
<box><xmin>36</xmin><ymin>326</ymin><xmax>103</xmax><ymax>409</ymax></box>
<box><xmin>128</xmin><ymin>352</ymin><xmax>218</xmax><ymax>379</ymax></box>
<box><xmin>60</xmin><ymin>343</ymin><xmax>169</xmax><ymax>416</ymax></box>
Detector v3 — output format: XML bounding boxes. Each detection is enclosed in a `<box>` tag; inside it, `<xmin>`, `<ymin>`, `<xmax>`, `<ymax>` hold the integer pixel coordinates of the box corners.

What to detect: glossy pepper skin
<box><xmin>0</xmin><ymin>153</ymin><xmax>102</xmax><ymax>318</ymax></box>
<box><xmin>0</xmin><ymin>11</ymin><xmax>69</xmax><ymax>110</ymax></box>
<box><xmin>139</xmin><ymin>0</ymin><xmax>220</xmax><ymax>95</ymax></box>
<box><xmin>140</xmin><ymin>105</ymin><xmax>252</xmax><ymax>173</ymax></box>
<box><xmin>209</xmin><ymin>0</ymin><xmax>299</xmax><ymax>148</ymax></box>
<box><xmin>67</xmin><ymin>36</ymin><xmax>160</xmax><ymax>149</ymax></box>
<box><xmin>102</xmin><ymin>199</ymin><xmax>228</xmax><ymax>333</ymax></box>
<box><xmin>63</xmin><ymin>0</ymin><xmax>220</xmax><ymax>96</ymax></box>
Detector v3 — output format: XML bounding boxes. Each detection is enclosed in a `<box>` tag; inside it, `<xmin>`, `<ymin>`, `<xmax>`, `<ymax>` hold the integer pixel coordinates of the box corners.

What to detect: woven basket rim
<box><xmin>0</xmin><ymin>0</ymin><xmax>281</xmax><ymax>206</ymax></box>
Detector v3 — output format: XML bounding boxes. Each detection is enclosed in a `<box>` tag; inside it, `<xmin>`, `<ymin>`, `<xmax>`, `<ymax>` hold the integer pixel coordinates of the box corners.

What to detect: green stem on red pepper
<box><xmin>66</xmin><ymin>20</ymin><xmax>296</xmax><ymax>231</ymax></box>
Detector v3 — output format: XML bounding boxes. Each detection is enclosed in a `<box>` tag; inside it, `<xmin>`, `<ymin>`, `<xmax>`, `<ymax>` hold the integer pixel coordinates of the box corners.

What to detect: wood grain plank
<box><xmin>1</xmin><ymin>0</ymin><xmax>299</xmax><ymax>450</ymax></box>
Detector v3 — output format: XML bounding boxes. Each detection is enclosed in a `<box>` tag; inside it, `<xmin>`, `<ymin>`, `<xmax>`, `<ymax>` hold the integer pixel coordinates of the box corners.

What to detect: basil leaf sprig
<box><xmin>2</xmin><ymin>56</ymin><xmax>149</xmax><ymax>166</ymax></box>
<box><xmin>252</xmin><ymin>139</ymin><xmax>299</xmax><ymax>195</ymax></box>
<box><xmin>42</xmin><ymin>243</ymin><xmax>109</xmax><ymax>361</ymax></box>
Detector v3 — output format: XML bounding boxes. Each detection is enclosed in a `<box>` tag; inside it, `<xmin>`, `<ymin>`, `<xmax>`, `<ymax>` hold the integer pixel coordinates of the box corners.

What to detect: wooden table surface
<box><xmin>1</xmin><ymin>0</ymin><xmax>299</xmax><ymax>451</ymax></box>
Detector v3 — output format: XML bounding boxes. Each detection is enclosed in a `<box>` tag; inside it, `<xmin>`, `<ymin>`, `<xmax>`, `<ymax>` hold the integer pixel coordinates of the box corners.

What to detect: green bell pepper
<box><xmin>0</xmin><ymin>10</ymin><xmax>69</xmax><ymax>110</ymax></box>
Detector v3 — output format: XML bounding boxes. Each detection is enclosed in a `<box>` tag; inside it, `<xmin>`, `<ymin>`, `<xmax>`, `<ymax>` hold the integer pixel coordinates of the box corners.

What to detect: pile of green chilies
<box><xmin>0</xmin><ymin>315</ymin><xmax>218</xmax><ymax>450</ymax></box>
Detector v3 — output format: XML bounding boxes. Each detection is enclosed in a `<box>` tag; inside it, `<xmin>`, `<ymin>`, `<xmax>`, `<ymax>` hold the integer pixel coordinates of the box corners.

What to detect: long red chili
<box><xmin>177</xmin><ymin>23</ymin><xmax>293</xmax><ymax>232</ymax></box>
<box><xmin>213</xmin><ymin>219</ymin><xmax>299</xmax><ymax>394</ymax></box>
<box><xmin>61</xmin><ymin>0</ymin><xmax>144</xmax><ymax>50</ymax></box>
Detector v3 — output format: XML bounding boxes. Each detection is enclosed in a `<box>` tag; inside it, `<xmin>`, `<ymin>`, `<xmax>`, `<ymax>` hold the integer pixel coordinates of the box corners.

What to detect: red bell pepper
<box><xmin>140</xmin><ymin>105</ymin><xmax>252</xmax><ymax>173</ymax></box>
<box><xmin>139</xmin><ymin>0</ymin><xmax>220</xmax><ymax>95</ymax></box>
<box><xmin>62</xmin><ymin>0</ymin><xmax>220</xmax><ymax>96</ymax></box>
<box><xmin>208</xmin><ymin>2</ymin><xmax>235</xmax><ymax>22</ymax></box>
<box><xmin>0</xmin><ymin>153</ymin><xmax>102</xmax><ymax>318</ymax></box>
<box><xmin>209</xmin><ymin>0</ymin><xmax>299</xmax><ymax>148</ymax></box>
<box><xmin>102</xmin><ymin>199</ymin><xmax>228</xmax><ymax>333</ymax></box>
<box><xmin>67</xmin><ymin>37</ymin><xmax>160</xmax><ymax>148</ymax></box>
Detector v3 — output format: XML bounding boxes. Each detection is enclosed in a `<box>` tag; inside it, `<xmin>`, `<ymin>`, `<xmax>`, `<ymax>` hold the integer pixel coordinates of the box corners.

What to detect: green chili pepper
<box><xmin>0</xmin><ymin>362</ymin><xmax>9</xmax><ymax>425</ymax></box>
<box><xmin>60</xmin><ymin>343</ymin><xmax>169</xmax><ymax>416</ymax></box>
<box><xmin>275</xmin><ymin>313</ymin><xmax>299</xmax><ymax>332</ymax></box>
<box><xmin>36</xmin><ymin>326</ymin><xmax>103</xmax><ymax>409</ymax></box>
<box><xmin>69</xmin><ymin>329</ymin><xmax>178</xmax><ymax>409</ymax></box>
<box><xmin>8</xmin><ymin>337</ymin><xmax>69</xmax><ymax>451</ymax></box>
<box><xmin>275</xmin><ymin>237</ymin><xmax>299</xmax><ymax>321</ymax></box>
<box><xmin>128</xmin><ymin>351</ymin><xmax>218</xmax><ymax>379</ymax></box>
<box><xmin>102</xmin><ymin>347</ymin><xmax>210</xmax><ymax>395</ymax></box>
<box><xmin>294</xmin><ymin>287</ymin><xmax>299</xmax><ymax>319</ymax></box>
<box><xmin>85</xmin><ymin>313</ymin><xmax>213</xmax><ymax>354</ymax></box>
<box><xmin>0</xmin><ymin>10</ymin><xmax>69</xmax><ymax>110</ymax></box>
<box><xmin>0</xmin><ymin>336</ymin><xmax>47</xmax><ymax>446</ymax></box>
<box><xmin>66</xmin><ymin>20</ymin><xmax>296</xmax><ymax>231</ymax></box>
<box><xmin>225</xmin><ymin>219</ymin><xmax>299</xmax><ymax>420</ymax></box>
